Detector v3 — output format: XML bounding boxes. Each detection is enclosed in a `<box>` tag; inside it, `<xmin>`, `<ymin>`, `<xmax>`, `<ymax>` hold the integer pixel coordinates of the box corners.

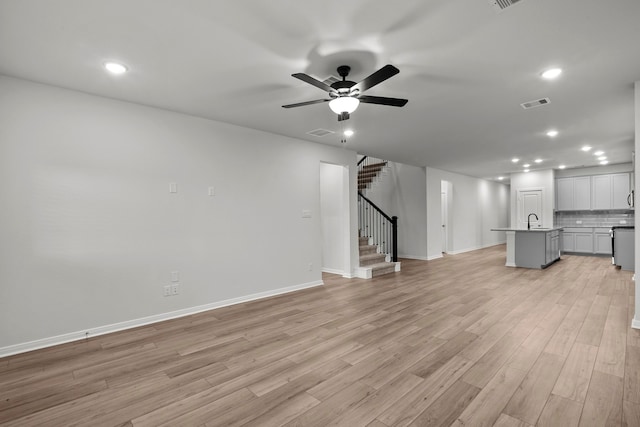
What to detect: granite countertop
<box><xmin>490</xmin><ymin>227</ymin><xmax>564</xmax><ymax>232</ymax></box>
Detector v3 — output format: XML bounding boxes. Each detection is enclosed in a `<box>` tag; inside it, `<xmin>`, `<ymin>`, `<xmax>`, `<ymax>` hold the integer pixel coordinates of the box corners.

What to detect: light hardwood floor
<box><xmin>1</xmin><ymin>245</ymin><xmax>639</xmax><ymax>426</ymax></box>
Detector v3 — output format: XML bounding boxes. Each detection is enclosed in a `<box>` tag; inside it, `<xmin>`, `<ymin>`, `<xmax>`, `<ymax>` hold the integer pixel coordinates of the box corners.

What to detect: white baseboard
<box><xmin>447</xmin><ymin>242</ymin><xmax>506</xmax><ymax>255</ymax></box>
<box><xmin>447</xmin><ymin>246</ymin><xmax>483</xmax><ymax>255</ymax></box>
<box><xmin>399</xmin><ymin>254</ymin><xmax>429</xmax><ymax>261</ymax></box>
<box><xmin>632</xmin><ymin>317</ymin><xmax>640</xmax><ymax>330</ymax></box>
<box><xmin>321</xmin><ymin>267</ymin><xmax>345</xmax><ymax>275</ymax></box>
<box><xmin>427</xmin><ymin>254</ymin><xmax>444</xmax><ymax>261</ymax></box>
<box><xmin>0</xmin><ymin>280</ymin><xmax>324</xmax><ymax>358</ymax></box>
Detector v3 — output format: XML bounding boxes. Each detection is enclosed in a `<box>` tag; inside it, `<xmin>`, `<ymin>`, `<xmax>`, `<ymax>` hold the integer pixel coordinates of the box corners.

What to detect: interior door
<box><xmin>518</xmin><ymin>189</ymin><xmax>542</xmax><ymax>229</ymax></box>
<box><xmin>441</xmin><ymin>190</ymin><xmax>447</xmax><ymax>253</ymax></box>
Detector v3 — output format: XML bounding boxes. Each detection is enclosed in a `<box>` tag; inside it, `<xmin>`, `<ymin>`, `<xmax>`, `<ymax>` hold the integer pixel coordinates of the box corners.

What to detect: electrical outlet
<box><xmin>171</xmin><ymin>271</ymin><xmax>179</xmax><ymax>282</ymax></box>
<box><xmin>163</xmin><ymin>285</ymin><xmax>171</xmax><ymax>297</ymax></box>
<box><xmin>171</xmin><ymin>284</ymin><xmax>180</xmax><ymax>295</ymax></box>
<box><xmin>308</xmin><ymin>263</ymin><xmax>313</xmax><ymax>271</ymax></box>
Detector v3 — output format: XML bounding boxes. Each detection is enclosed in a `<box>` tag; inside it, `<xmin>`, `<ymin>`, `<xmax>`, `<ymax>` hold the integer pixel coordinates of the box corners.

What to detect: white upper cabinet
<box><xmin>574</xmin><ymin>176</ymin><xmax>592</xmax><ymax>210</ymax></box>
<box><xmin>556</xmin><ymin>173</ymin><xmax>630</xmax><ymax>211</ymax></box>
<box><xmin>556</xmin><ymin>176</ymin><xmax>591</xmax><ymax>211</ymax></box>
<box><xmin>611</xmin><ymin>173</ymin><xmax>631</xmax><ymax>209</ymax></box>
<box><xmin>556</xmin><ymin>178</ymin><xmax>574</xmax><ymax>211</ymax></box>
<box><xmin>591</xmin><ymin>173</ymin><xmax>630</xmax><ymax>210</ymax></box>
<box><xmin>592</xmin><ymin>175</ymin><xmax>611</xmax><ymax>210</ymax></box>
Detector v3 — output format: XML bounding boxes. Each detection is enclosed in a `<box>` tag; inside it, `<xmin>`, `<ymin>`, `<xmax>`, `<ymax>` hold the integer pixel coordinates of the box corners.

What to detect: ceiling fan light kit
<box><xmin>329</xmin><ymin>96</ymin><xmax>360</xmax><ymax>115</ymax></box>
<box><xmin>283</xmin><ymin>64</ymin><xmax>408</xmax><ymax>121</ymax></box>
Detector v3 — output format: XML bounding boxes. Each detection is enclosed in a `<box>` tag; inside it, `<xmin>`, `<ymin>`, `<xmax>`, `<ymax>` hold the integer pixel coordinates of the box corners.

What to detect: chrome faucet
<box><xmin>527</xmin><ymin>213</ymin><xmax>539</xmax><ymax>230</ymax></box>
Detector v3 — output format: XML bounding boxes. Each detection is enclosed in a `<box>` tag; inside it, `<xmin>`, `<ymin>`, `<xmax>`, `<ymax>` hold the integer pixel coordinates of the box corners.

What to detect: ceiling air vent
<box><xmin>521</xmin><ymin>98</ymin><xmax>551</xmax><ymax>110</ymax></box>
<box><xmin>489</xmin><ymin>0</ymin><xmax>523</xmax><ymax>12</ymax></box>
<box><xmin>307</xmin><ymin>128</ymin><xmax>335</xmax><ymax>137</ymax></box>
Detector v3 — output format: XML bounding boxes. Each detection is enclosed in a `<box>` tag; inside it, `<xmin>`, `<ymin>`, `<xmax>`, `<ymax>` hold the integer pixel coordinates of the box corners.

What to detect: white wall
<box><xmin>426</xmin><ymin>168</ymin><xmax>509</xmax><ymax>260</ymax></box>
<box><xmin>320</xmin><ymin>163</ymin><xmax>346</xmax><ymax>274</ymax></box>
<box><xmin>364</xmin><ymin>162</ymin><xmax>428</xmax><ymax>260</ymax></box>
<box><xmin>0</xmin><ymin>76</ymin><xmax>359</xmax><ymax>354</ymax></box>
<box><xmin>510</xmin><ymin>169</ymin><xmax>555</xmax><ymax>229</ymax></box>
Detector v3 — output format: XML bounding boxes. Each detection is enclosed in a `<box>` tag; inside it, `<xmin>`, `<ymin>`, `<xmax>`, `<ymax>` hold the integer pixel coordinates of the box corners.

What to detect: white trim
<box><xmin>633</xmin><ymin>318</ymin><xmax>640</xmax><ymax>330</ymax></box>
<box><xmin>321</xmin><ymin>267</ymin><xmax>345</xmax><ymax>275</ymax></box>
<box><xmin>427</xmin><ymin>254</ymin><xmax>444</xmax><ymax>261</ymax></box>
<box><xmin>398</xmin><ymin>254</ymin><xmax>429</xmax><ymax>261</ymax></box>
<box><xmin>447</xmin><ymin>242</ymin><xmax>506</xmax><ymax>256</ymax></box>
<box><xmin>354</xmin><ymin>267</ymin><xmax>372</xmax><ymax>279</ymax></box>
<box><xmin>0</xmin><ymin>280</ymin><xmax>324</xmax><ymax>358</ymax></box>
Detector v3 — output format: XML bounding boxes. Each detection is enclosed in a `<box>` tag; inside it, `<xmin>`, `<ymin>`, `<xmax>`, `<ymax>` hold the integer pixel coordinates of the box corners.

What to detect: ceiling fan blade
<box><xmin>282</xmin><ymin>99</ymin><xmax>331</xmax><ymax>108</ymax></box>
<box><xmin>358</xmin><ymin>95</ymin><xmax>408</xmax><ymax>107</ymax></box>
<box><xmin>292</xmin><ymin>73</ymin><xmax>334</xmax><ymax>93</ymax></box>
<box><xmin>351</xmin><ymin>65</ymin><xmax>400</xmax><ymax>93</ymax></box>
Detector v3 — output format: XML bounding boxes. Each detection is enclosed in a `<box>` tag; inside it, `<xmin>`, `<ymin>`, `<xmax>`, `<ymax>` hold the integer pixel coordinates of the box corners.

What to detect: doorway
<box><xmin>320</xmin><ymin>163</ymin><xmax>350</xmax><ymax>276</ymax></box>
<box><xmin>517</xmin><ymin>189</ymin><xmax>543</xmax><ymax>229</ymax></box>
<box><xmin>441</xmin><ymin>180</ymin><xmax>452</xmax><ymax>254</ymax></box>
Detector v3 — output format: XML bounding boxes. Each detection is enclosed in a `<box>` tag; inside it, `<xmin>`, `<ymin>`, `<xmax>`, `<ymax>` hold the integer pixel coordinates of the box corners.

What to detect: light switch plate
<box><xmin>302</xmin><ymin>210</ymin><xmax>312</xmax><ymax>218</ymax></box>
<box><xmin>169</xmin><ymin>182</ymin><xmax>177</xmax><ymax>193</ymax></box>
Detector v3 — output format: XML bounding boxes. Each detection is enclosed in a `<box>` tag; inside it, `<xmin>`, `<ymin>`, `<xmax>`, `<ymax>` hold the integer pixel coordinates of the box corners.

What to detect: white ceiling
<box><xmin>1</xmin><ymin>0</ymin><xmax>639</xmax><ymax>180</ymax></box>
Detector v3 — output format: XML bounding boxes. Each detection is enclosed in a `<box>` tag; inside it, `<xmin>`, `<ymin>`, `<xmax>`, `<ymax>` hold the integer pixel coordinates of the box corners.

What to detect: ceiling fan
<box><xmin>282</xmin><ymin>64</ymin><xmax>408</xmax><ymax>121</ymax></box>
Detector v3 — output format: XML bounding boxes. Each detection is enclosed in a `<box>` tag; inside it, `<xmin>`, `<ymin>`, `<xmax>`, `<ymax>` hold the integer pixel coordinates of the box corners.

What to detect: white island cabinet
<box><xmin>491</xmin><ymin>227</ymin><xmax>563</xmax><ymax>269</ymax></box>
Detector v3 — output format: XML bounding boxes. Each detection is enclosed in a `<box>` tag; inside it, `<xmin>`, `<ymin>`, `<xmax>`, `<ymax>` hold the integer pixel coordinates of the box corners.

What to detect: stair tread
<box><xmin>360</xmin><ymin>244</ymin><xmax>377</xmax><ymax>250</ymax></box>
<box><xmin>360</xmin><ymin>253</ymin><xmax>386</xmax><ymax>260</ymax></box>
<box><xmin>367</xmin><ymin>261</ymin><xmax>395</xmax><ymax>268</ymax></box>
<box><xmin>361</xmin><ymin>162</ymin><xmax>387</xmax><ymax>170</ymax></box>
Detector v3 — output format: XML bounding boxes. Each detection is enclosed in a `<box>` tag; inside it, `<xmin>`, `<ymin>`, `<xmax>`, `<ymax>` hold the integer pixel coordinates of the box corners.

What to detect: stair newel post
<box><xmin>391</xmin><ymin>216</ymin><xmax>398</xmax><ymax>262</ymax></box>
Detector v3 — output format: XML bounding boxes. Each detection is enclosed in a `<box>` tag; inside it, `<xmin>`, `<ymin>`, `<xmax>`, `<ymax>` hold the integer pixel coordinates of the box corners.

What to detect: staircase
<box><xmin>356</xmin><ymin>156</ymin><xmax>400</xmax><ymax>278</ymax></box>
<box><xmin>358</xmin><ymin>161</ymin><xmax>387</xmax><ymax>191</ymax></box>
<box><xmin>359</xmin><ymin>235</ymin><xmax>399</xmax><ymax>277</ymax></box>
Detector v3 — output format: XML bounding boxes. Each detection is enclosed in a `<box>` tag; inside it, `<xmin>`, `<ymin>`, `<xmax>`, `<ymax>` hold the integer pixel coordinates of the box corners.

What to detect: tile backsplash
<box><xmin>554</xmin><ymin>210</ymin><xmax>635</xmax><ymax>228</ymax></box>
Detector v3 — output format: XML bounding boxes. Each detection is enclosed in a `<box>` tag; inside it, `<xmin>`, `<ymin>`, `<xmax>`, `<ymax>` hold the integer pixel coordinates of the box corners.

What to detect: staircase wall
<box><xmin>363</xmin><ymin>162</ymin><xmax>428</xmax><ymax>260</ymax></box>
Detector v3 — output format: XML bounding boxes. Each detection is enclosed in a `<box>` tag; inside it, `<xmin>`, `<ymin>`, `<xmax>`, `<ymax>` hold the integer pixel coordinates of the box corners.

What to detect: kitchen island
<box><xmin>491</xmin><ymin>227</ymin><xmax>563</xmax><ymax>269</ymax></box>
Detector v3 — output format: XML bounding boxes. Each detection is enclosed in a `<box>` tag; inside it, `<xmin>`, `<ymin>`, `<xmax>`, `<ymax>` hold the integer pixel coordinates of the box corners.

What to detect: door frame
<box><xmin>516</xmin><ymin>187</ymin><xmax>544</xmax><ymax>229</ymax></box>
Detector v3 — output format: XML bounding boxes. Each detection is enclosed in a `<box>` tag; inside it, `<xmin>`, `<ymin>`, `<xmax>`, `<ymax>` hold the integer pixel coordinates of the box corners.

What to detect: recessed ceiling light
<box><xmin>523</xmin><ymin>163</ymin><xmax>531</xmax><ymax>168</ymax></box>
<box><xmin>600</xmin><ymin>160</ymin><xmax>609</xmax><ymax>165</ymax></box>
<box><xmin>581</xmin><ymin>146</ymin><xmax>592</xmax><ymax>152</ymax></box>
<box><xmin>546</xmin><ymin>130</ymin><xmax>559</xmax><ymax>138</ymax></box>
<box><xmin>343</xmin><ymin>130</ymin><xmax>354</xmax><ymax>137</ymax></box>
<box><xmin>498</xmin><ymin>176</ymin><xmax>504</xmax><ymax>181</ymax></box>
<box><xmin>512</xmin><ymin>158</ymin><xmax>520</xmax><ymax>163</ymax></box>
<box><xmin>593</xmin><ymin>150</ymin><xmax>604</xmax><ymax>156</ymax></box>
<box><xmin>534</xmin><ymin>159</ymin><xmax>543</xmax><ymax>163</ymax></box>
<box><xmin>104</xmin><ymin>62</ymin><xmax>128</xmax><ymax>74</ymax></box>
<box><xmin>541</xmin><ymin>68</ymin><xmax>562</xmax><ymax>80</ymax></box>
<box><xmin>524</xmin><ymin>169</ymin><xmax>530</xmax><ymax>173</ymax></box>
<box><xmin>598</xmin><ymin>156</ymin><xmax>607</xmax><ymax>161</ymax></box>
<box><xmin>558</xmin><ymin>165</ymin><xmax>566</xmax><ymax>169</ymax></box>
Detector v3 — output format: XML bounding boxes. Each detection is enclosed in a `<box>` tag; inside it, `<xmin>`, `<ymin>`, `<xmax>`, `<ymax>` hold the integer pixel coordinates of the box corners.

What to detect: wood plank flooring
<box><xmin>1</xmin><ymin>245</ymin><xmax>638</xmax><ymax>426</ymax></box>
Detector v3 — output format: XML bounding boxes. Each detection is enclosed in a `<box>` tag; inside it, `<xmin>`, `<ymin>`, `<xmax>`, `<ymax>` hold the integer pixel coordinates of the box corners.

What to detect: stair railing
<box><xmin>358</xmin><ymin>190</ymin><xmax>398</xmax><ymax>262</ymax></box>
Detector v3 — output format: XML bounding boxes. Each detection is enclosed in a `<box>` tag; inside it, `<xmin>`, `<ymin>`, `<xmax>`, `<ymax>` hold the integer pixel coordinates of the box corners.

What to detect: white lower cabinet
<box><xmin>562</xmin><ymin>233</ymin><xmax>575</xmax><ymax>252</ymax></box>
<box><xmin>594</xmin><ymin>228</ymin><xmax>612</xmax><ymax>254</ymax></box>
<box><xmin>561</xmin><ymin>227</ymin><xmax>611</xmax><ymax>255</ymax></box>
<box><xmin>575</xmin><ymin>233</ymin><xmax>594</xmax><ymax>253</ymax></box>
